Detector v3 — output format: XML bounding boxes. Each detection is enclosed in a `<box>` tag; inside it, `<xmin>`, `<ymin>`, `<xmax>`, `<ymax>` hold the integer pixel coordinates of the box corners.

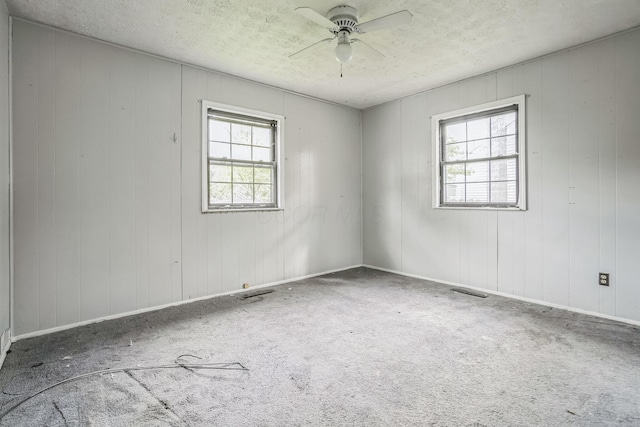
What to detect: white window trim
<box><xmin>431</xmin><ymin>95</ymin><xmax>527</xmax><ymax>211</ymax></box>
<box><xmin>201</xmin><ymin>100</ymin><xmax>285</xmax><ymax>213</ymax></box>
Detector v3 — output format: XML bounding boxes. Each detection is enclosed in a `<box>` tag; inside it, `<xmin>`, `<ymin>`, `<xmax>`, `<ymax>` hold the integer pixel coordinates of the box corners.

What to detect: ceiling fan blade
<box><xmin>356</xmin><ymin>10</ymin><xmax>413</xmax><ymax>33</ymax></box>
<box><xmin>295</xmin><ymin>7</ymin><xmax>336</xmax><ymax>29</ymax></box>
<box><xmin>289</xmin><ymin>37</ymin><xmax>335</xmax><ymax>59</ymax></box>
<box><xmin>352</xmin><ymin>39</ymin><xmax>385</xmax><ymax>61</ymax></box>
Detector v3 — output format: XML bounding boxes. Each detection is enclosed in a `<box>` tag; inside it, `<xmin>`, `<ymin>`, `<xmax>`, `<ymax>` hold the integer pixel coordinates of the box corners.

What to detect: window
<box><xmin>202</xmin><ymin>101</ymin><xmax>283</xmax><ymax>212</ymax></box>
<box><xmin>432</xmin><ymin>95</ymin><xmax>526</xmax><ymax>210</ymax></box>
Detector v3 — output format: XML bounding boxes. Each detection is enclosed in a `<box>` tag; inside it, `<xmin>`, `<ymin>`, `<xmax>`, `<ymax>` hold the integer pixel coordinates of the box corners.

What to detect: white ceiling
<box><xmin>6</xmin><ymin>0</ymin><xmax>640</xmax><ymax>109</ymax></box>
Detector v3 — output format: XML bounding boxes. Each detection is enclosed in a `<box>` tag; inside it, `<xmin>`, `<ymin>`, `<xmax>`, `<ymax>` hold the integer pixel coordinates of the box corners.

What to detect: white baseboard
<box><xmin>16</xmin><ymin>263</ymin><xmax>636</xmax><ymax>343</ymax></box>
<box><xmin>12</xmin><ymin>264</ymin><xmax>364</xmax><ymax>342</ymax></box>
<box><xmin>364</xmin><ymin>264</ymin><xmax>640</xmax><ymax>328</ymax></box>
<box><xmin>0</xmin><ymin>328</ymin><xmax>11</xmax><ymax>370</ymax></box>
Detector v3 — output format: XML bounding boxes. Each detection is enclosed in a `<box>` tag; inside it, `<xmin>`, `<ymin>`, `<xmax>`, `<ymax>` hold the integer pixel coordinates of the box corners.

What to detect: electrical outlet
<box><xmin>599</xmin><ymin>273</ymin><xmax>609</xmax><ymax>287</ymax></box>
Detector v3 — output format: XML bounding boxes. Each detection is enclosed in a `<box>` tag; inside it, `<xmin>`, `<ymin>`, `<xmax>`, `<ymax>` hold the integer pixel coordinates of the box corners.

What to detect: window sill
<box><xmin>433</xmin><ymin>205</ymin><xmax>526</xmax><ymax>211</ymax></box>
<box><xmin>202</xmin><ymin>207</ymin><xmax>284</xmax><ymax>214</ymax></box>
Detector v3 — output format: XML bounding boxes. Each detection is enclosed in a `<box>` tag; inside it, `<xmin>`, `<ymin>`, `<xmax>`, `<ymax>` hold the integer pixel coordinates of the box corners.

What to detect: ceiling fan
<box><xmin>290</xmin><ymin>5</ymin><xmax>413</xmax><ymax>64</ymax></box>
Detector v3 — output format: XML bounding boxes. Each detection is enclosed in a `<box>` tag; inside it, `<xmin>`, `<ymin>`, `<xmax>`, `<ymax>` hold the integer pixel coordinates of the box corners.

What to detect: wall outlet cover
<box><xmin>599</xmin><ymin>273</ymin><xmax>610</xmax><ymax>286</ymax></box>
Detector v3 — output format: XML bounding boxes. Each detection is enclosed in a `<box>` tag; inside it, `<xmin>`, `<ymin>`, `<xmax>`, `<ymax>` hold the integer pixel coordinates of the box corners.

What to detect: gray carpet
<box><xmin>0</xmin><ymin>267</ymin><xmax>639</xmax><ymax>426</ymax></box>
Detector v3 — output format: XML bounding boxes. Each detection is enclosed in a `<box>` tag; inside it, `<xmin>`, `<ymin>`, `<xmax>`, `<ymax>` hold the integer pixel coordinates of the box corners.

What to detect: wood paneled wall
<box><xmin>12</xmin><ymin>20</ymin><xmax>362</xmax><ymax>336</ymax></box>
<box><xmin>363</xmin><ymin>28</ymin><xmax>640</xmax><ymax>322</ymax></box>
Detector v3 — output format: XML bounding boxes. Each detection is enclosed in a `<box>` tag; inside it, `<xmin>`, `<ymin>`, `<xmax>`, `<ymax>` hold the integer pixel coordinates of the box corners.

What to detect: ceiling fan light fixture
<box><xmin>292</xmin><ymin>6</ymin><xmax>413</xmax><ymax>65</ymax></box>
<box><xmin>335</xmin><ymin>42</ymin><xmax>353</xmax><ymax>63</ymax></box>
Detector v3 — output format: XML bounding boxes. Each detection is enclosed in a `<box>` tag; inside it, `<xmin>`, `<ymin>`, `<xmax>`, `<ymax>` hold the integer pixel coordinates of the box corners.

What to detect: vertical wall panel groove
<box><xmin>53</xmin><ymin>31</ymin><xmax>81</xmax><ymax>327</ymax></box>
<box><xmin>79</xmin><ymin>38</ymin><xmax>109</xmax><ymax>321</ymax></box>
<box><xmin>37</xmin><ymin>27</ymin><xmax>55</xmax><ymax>330</ymax></box>
<box><xmin>134</xmin><ymin>54</ymin><xmax>150</xmax><ymax>310</ymax></box>
<box><xmin>0</xmin><ymin>4</ymin><xmax>11</xmax><ymax>337</ymax></box>
<box><xmin>568</xmin><ymin>45</ymin><xmax>600</xmax><ymax>312</ymax></box>
<box><xmin>597</xmin><ymin>38</ymin><xmax>616</xmax><ymax>316</ymax></box>
<box><xmin>541</xmin><ymin>52</ymin><xmax>570</xmax><ymax>306</ymax></box>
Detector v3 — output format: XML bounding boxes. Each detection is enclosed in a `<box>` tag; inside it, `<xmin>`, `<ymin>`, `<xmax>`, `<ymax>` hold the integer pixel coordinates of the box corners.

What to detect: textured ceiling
<box><xmin>6</xmin><ymin>0</ymin><xmax>640</xmax><ymax>109</ymax></box>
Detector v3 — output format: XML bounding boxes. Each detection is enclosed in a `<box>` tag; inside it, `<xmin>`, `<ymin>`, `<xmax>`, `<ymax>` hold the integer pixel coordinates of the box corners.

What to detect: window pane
<box><xmin>506</xmin><ymin>135</ymin><xmax>517</xmax><ymax>155</ymax></box>
<box><xmin>491</xmin><ymin>158</ymin><xmax>517</xmax><ymax>181</ymax></box>
<box><xmin>466</xmin><ymin>182</ymin><xmax>489</xmax><ymax>203</ymax></box>
<box><xmin>231</xmin><ymin>144</ymin><xmax>251</xmax><ymax>161</ymax></box>
<box><xmin>467</xmin><ymin>117</ymin><xmax>490</xmax><ymax>140</ymax></box>
<box><xmin>253</xmin><ymin>146</ymin><xmax>272</xmax><ymax>162</ymax></box>
<box><xmin>444</xmin><ymin>122</ymin><xmax>466</xmax><ymax>144</ymax></box>
<box><xmin>445</xmin><ymin>184</ymin><xmax>465</xmax><ymax>203</ymax></box>
<box><xmin>209</xmin><ymin>120</ymin><xmax>230</xmax><ymax>142</ymax></box>
<box><xmin>210</xmin><ymin>141</ymin><xmax>230</xmax><ymax>158</ymax></box>
<box><xmin>210</xmin><ymin>183</ymin><xmax>231</xmax><ymax>204</ymax></box>
<box><xmin>491</xmin><ymin>112</ymin><xmax>516</xmax><ymax>136</ymax></box>
<box><xmin>491</xmin><ymin>135</ymin><xmax>517</xmax><ymax>157</ymax></box>
<box><xmin>491</xmin><ymin>137</ymin><xmax>505</xmax><ymax>156</ymax></box>
<box><xmin>210</xmin><ymin>164</ymin><xmax>231</xmax><ymax>182</ymax></box>
<box><xmin>253</xmin><ymin>127</ymin><xmax>272</xmax><ymax>147</ymax></box>
<box><xmin>445</xmin><ymin>142</ymin><xmax>466</xmax><ymax>161</ymax></box>
<box><xmin>233</xmin><ymin>166</ymin><xmax>253</xmax><ymax>183</ymax></box>
<box><xmin>233</xmin><ymin>183</ymin><xmax>253</xmax><ymax>204</ymax></box>
<box><xmin>508</xmin><ymin>181</ymin><xmax>517</xmax><ymax>203</ymax></box>
<box><xmin>467</xmin><ymin>139</ymin><xmax>489</xmax><ymax>160</ymax></box>
<box><xmin>254</xmin><ymin>166</ymin><xmax>272</xmax><ymax>184</ymax></box>
<box><xmin>232</xmin><ymin>123</ymin><xmax>251</xmax><ymax>145</ymax></box>
<box><xmin>445</xmin><ymin>164</ymin><xmax>465</xmax><ymax>183</ymax></box>
<box><xmin>254</xmin><ymin>184</ymin><xmax>272</xmax><ymax>203</ymax></box>
<box><xmin>491</xmin><ymin>181</ymin><xmax>517</xmax><ymax>203</ymax></box>
<box><xmin>466</xmin><ymin>161</ymin><xmax>489</xmax><ymax>183</ymax></box>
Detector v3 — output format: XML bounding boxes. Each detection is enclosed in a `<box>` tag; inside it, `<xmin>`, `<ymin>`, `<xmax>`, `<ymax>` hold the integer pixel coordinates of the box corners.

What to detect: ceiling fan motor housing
<box><xmin>327</xmin><ymin>5</ymin><xmax>359</xmax><ymax>34</ymax></box>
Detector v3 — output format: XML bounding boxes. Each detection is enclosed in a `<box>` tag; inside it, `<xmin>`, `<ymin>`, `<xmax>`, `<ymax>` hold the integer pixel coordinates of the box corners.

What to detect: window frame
<box><xmin>431</xmin><ymin>95</ymin><xmax>527</xmax><ymax>210</ymax></box>
<box><xmin>201</xmin><ymin>100</ymin><xmax>284</xmax><ymax>213</ymax></box>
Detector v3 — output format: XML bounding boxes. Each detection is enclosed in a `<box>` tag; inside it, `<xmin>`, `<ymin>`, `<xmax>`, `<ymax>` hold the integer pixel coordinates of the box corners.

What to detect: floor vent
<box><xmin>452</xmin><ymin>288</ymin><xmax>488</xmax><ymax>298</ymax></box>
